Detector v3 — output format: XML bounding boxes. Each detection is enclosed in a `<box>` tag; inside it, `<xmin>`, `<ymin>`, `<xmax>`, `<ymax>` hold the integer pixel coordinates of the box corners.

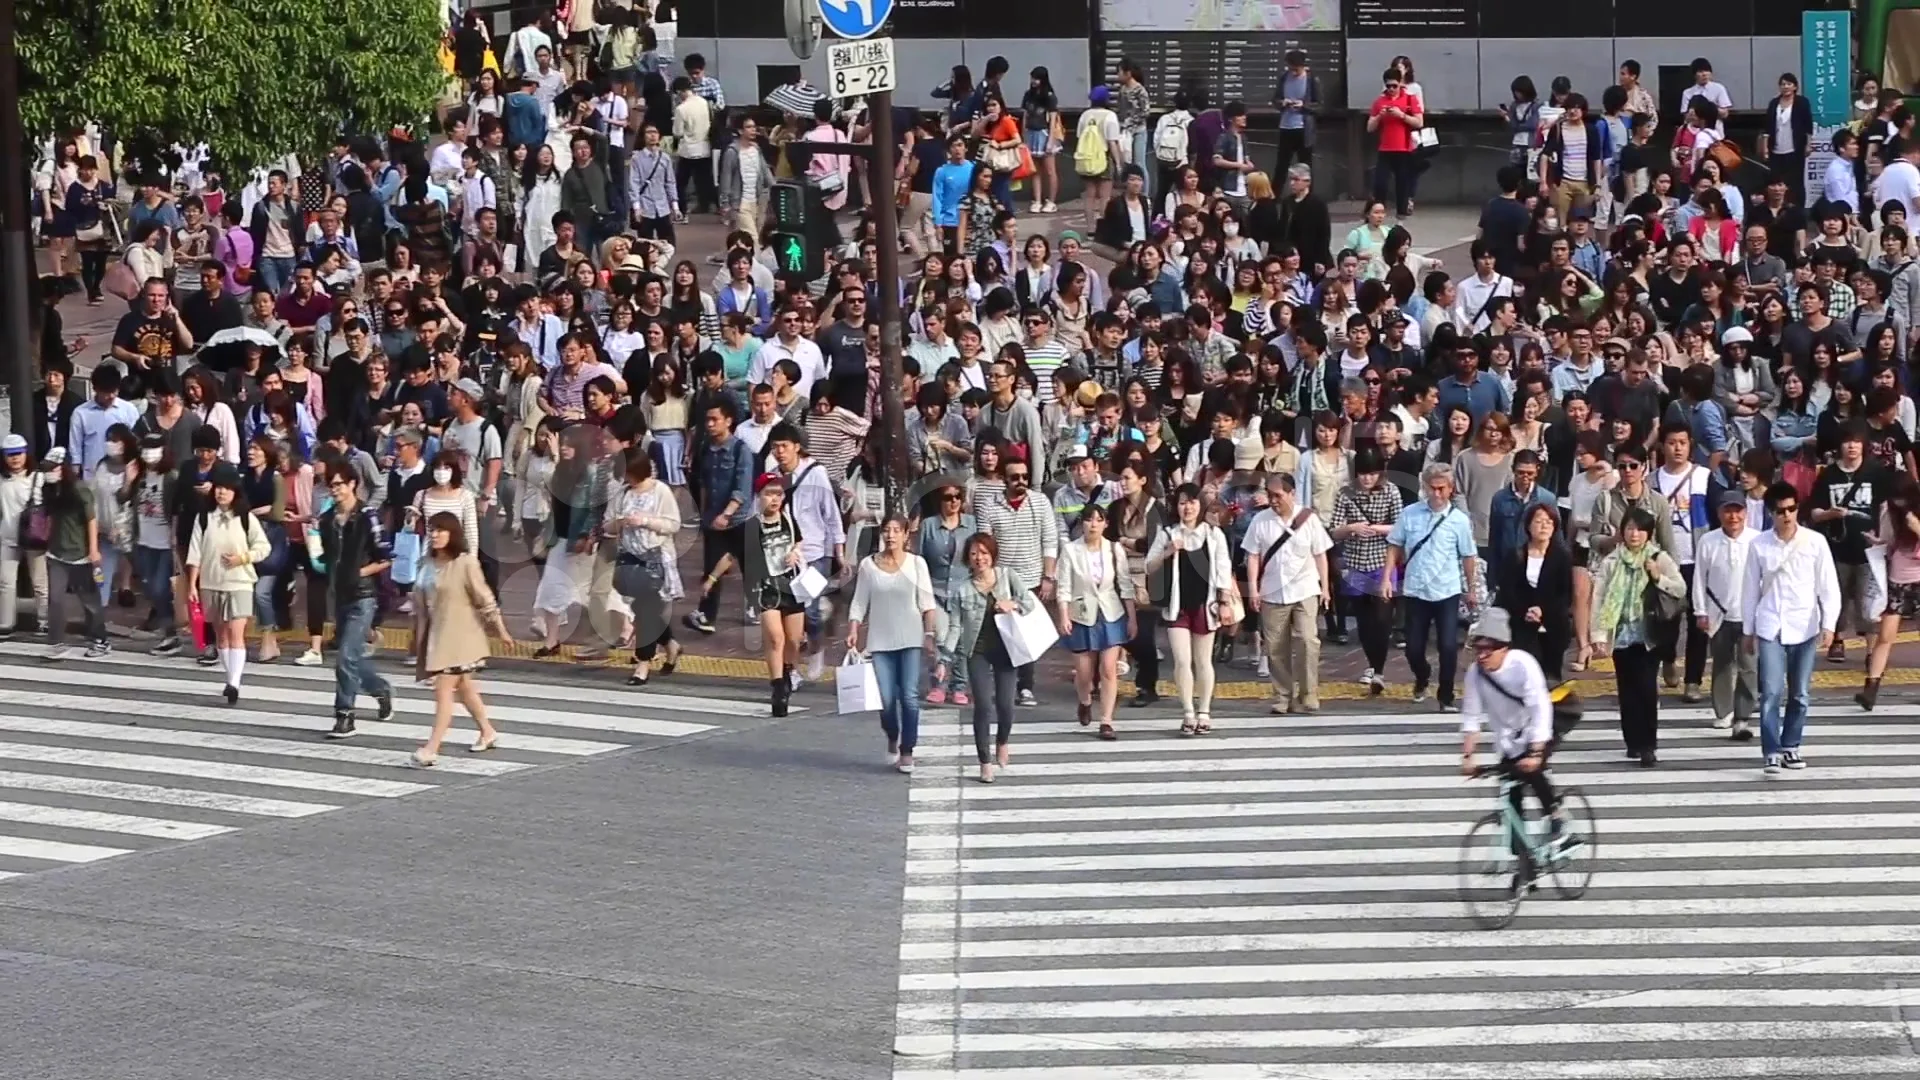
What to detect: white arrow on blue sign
<box><xmin>816</xmin><ymin>0</ymin><xmax>891</xmax><ymax>40</ymax></box>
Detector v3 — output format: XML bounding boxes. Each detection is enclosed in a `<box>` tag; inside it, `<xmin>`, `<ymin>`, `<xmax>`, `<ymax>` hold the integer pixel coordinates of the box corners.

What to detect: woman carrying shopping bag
<box><xmin>185</xmin><ymin>467</ymin><xmax>271</xmax><ymax>704</ymax></box>
<box><xmin>410</xmin><ymin>511</ymin><xmax>514</xmax><ymax>767</ymax></box>
<box><xmin>1144</xmin><ymin>482</ymin><xmax>1238</xmax><ymax>735</ymax></box>
<box><xmin>935</xmin><ymin>534</ymin><xmax>1039</xmax><ymax>784</ymax></box>
<box><xmin>1056</xmin><ymin>501</ymin><xmax>1137</xmax><ymax>740</ymax></box>
<box><xmin>846</xmin><ymin>516</ymin><xmax>939</xmax><ymax>774</ymax></box>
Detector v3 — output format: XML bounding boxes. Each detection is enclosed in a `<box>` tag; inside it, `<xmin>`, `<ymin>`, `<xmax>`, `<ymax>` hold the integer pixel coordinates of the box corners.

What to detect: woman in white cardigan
<box><xmin>185</xmin><ymin>469</ymin><xmax>271</xmax><ymax>706</ymax></box>
<box><xmin>1056</xmin><ymin>501</ymin><xmax>1137</xmax><ymax>740</ymax></box>
<box><xmin>1144</xmin><ymin>482</ymin><xmax>1238</xmax><ymax>735</ymax></box>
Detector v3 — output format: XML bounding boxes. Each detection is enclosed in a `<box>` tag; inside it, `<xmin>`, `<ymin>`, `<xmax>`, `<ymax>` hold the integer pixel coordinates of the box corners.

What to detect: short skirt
<box><xmin>200</xmin><ymin>588</ymin><xmax>252</xmax><ymax>623</ymax></box>
<box><xmin>1065</xmin><ymin>614</ymin><xmax>1129</xmax><ymax>653</ymax></box>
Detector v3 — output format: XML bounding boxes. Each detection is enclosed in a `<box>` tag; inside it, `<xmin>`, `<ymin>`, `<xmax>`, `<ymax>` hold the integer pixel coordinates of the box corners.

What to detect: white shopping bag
<box><xmin>996</xmin><ymin>604</ymin><xmax>1059</xmax><ymax>667</ymax></box>
<box><xmin>792</xmin><ymin>565</ymin><xmax>830</xmax><ymax>603</ymax></box>
<box><xmin>1866</xmin><ymin>545</ymin><xmax>1891</xmax><ymax>620</ymax></box>
<box><xmin>836</xmin><ymin>652</ymin><xmax>883</xmax><ymax>714</ymax></box>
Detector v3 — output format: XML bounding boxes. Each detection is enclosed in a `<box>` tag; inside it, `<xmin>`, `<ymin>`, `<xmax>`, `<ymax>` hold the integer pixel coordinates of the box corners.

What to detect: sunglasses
<box><xmin>941</xmin><ymin>491</ymin><xmax>963</xmax><ymax>500</ymax></box>
<box><xmin>1773</xmin><ymin>504</ymin><xmax>1799</xmax><ymax>515</ymax></box>
<box><xmin>845</xmin><ymin>297</ymin><xmax>867</xmax><ymax>304</ymax></box>
<box><xmin>1005</xmin><ymin>472</ymin><xmax>1030</xmax><ymax>481</ymax></box>
<box><xmin>1621</xmin><ymin>461</ymin><xmax>1645</xmax><ymax>470</ymax></box>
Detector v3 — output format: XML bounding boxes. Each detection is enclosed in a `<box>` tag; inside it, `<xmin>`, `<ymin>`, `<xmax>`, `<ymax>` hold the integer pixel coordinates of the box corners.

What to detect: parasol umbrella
<box><xmin>765</xmin><ymin>81</ymin><xmax>825</xmax><ymax>117</ymax></box>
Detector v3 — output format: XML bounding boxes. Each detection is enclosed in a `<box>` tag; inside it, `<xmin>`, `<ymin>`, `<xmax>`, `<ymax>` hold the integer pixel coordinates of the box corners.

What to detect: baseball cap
<box><xmin>41</xmin><ymin>447</ymin><xmax>67</xmax><ymax>468</ymax></box>
<box><xmin>753</xmin><ymin>471</ymin><xmax>786</xmax><ymax>494</ymax></box>
<box><xmin>1717</xmin><ymin>490</ymin><xmax>1749</xmax><ymax>511</ymax></box>
<box><xmin>1063</xmin><ymin>444</ymin><xmax>1092</xmax><ymax>465</ymax></box>
<box><xmin>1569</xmin><ymin>204</ymin><xmax>1594</xmax><ymax>221</ymax></box>
<box><xmin>1089</xmin><ymin>86</ymin><xmax>1111</xmax><ymax>105</ymax></box>
<box><xmin>1</xmin><ymin>434</ymin><xmax>26</xmax><ymax>455</ymax></box>
<box><xmin>452</xmin><ymin>378</ymin><xmax>486</xmax><ymax>402</ymax></box>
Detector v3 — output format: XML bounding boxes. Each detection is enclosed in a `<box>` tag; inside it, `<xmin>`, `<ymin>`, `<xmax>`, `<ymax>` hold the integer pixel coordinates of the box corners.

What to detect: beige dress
<box><xmin>419</xmin><ymin>552</ymin><xmax>504</xmax><ymax>676</ymax></box>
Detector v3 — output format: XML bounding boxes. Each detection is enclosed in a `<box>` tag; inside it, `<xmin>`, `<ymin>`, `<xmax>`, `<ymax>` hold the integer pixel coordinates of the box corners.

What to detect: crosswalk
<box><xmin>892</xmin><ymin>701</ymin><xmax>1920</xmax><ymax>1079</ymax></box>
<box><xmin>0</xmin><ymin>642</ymin><xmax>795</xmax><ymax>882</ymax></box>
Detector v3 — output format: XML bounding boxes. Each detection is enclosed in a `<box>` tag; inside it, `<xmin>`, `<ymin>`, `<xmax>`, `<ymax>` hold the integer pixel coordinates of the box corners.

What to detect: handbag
<box><xmin>187</xmin><ymin>593</ymin><xmax>208</xmax><ymax>651</ymax></box>
<box><xmin>1414</xmin><ymin>126</ymin><xmax>1440</xmax><ymax>152</ymax></box>
<box><xmin>74</xmin><ymin>222</ymin><xmax>105</xmax><ymax>243</ymax></box>
<box><xmin>996</xmin><ymin>599</ymin><xmax>1058</xmax><ymax>667</ymax></box>
<box><xmin>1012</xmin><ymin>145</ymin><xmax>1036</xmax><ymax>182</ymax></box>
<box><xmin>982</xmin><ymin>141</ymin><xmax>1021</xmax><ymax>173</ymax></box>
<box><xmin>835</xmin><ymin>650</ymin><xmax>884</xmax><ymax>714</ymax></box>
<box><xmin>255</xmin><ymin>518</ymin><xmax>290</xmax><ymax>579</ymax></box>
<box><xmin>18</xmin><ymin>483</ymin><xmax>49</xmax><ymax>551</ymax></box>
<box><xmin>613</xmin><ymin>548</ymin><xmax>668</xmax><ymax>599</ymax></box>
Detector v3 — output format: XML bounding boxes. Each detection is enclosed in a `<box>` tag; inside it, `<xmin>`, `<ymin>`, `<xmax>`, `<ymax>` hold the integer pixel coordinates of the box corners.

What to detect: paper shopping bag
<box><xmin>995</xmin><ymin>604</ymin><xmax>1058</xmax><ymax>667</ymax></box>
<box><xmin>792</xmin><ymin>565</ymin><xmax>830</xmax><ymax>603</ymax></box>
<box><xmin>836</xmin><ymin>652</ymin><xmax>883</xmax><ymax>715</ymax></box>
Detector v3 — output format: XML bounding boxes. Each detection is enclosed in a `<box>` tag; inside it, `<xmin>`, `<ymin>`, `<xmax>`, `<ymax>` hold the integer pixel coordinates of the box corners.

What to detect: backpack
<box><xmin>1073</xmin><ymin>113</ymin><xmax>1110</xmax><ymax>177</ymax></box>
<box><xmin>1153</xmin><ymin>112</ymin><xmax>1189</xmax><ymax>165</ymax></box>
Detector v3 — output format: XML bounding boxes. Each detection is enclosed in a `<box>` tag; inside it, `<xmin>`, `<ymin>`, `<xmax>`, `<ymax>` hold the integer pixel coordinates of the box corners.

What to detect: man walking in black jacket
<box><xmin>318</xmin><ymin>460</ymin><xmax>394</xmax><ymax>738</ymax></box>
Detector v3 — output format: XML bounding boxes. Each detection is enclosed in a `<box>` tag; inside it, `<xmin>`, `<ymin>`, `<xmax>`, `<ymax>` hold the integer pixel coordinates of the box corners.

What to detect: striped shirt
<box><xmin>980</xmin><ymin>491</ymin><xmax>1061</xmax><ymax>584</ymax></box>
<box><xmin>1023</xmin><ymin>340</ymin><xmax>1072</xmax><ymax>401</ymax></box>
<box><xmin>802</xmin><ymin>406</ymin><xmax>871</xmax><ymax>487</ymax></box>
<box><xmin>689</xmin><ymin>75</ymin><xmax>725</xmax><ymax>110</ymax></box>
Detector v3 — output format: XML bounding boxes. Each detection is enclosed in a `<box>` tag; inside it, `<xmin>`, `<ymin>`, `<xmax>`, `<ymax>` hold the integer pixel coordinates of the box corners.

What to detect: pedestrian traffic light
<box><xmin>771</xmin><ymin>180</ymin><xmax>808</xmax><ymax>232</ymax></box>
<box><xmin>769</xmin><ymin>230</ymin><xmax>822</xmax><ymax>278</ymax></box>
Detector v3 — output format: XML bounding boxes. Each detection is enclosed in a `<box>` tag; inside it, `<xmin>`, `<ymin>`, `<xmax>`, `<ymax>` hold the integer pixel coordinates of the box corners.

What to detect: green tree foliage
<box><xmin>19</xmin><ymin>0</ymin><xmax>449</xmax><ymax>174</ymax></box>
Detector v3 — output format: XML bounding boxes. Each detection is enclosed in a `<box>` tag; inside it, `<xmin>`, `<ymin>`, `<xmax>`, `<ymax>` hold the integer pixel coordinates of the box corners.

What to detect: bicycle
<box><xmin>1456</xmin><ymin>763</ymin><xmax>1598</xmax><ymax>929</ymax></box>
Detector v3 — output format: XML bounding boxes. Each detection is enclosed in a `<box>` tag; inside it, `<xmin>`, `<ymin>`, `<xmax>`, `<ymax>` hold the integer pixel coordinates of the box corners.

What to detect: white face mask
<box><xmin>1223</xmin><ymin>223</ymin><xmax>1240</xmax><ymax>238</ymax></box>
<box><xmin>105</xmin><ymin>446</ymin><xmax>125</xmax><ymax>460</ymax></box>
<box><xmin>1016</xmin><ymin>387</ymin><xmax>1035</xmax><ymax>401</ymax></box>
<box><xmin>1542</xmin><ymin>215</ymin><xmax>1559</xmax><ymax>232</ymax></box>
<box><xmin>433</xmin><ymin>468</ymin><xmax>454</xmax><ymax>486</ymax></box>
<box><xmin>141</xmin><ymin>449</ymin><xmax>163</xmax><ymax>464</ymax></box>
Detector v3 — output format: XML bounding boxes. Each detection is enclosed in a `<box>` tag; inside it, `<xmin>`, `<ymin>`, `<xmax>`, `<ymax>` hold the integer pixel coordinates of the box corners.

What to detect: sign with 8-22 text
<box><xmin>826</xmin><ymin>37</ymin><xmax>896</xmax><ymax>98</ymax></box>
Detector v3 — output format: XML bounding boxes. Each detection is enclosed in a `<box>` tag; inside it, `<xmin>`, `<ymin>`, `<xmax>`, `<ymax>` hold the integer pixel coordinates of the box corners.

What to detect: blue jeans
<box><xmin>251</xmin><ymin>574</ymin><xmax>279</xmax><ymax>631</ymax></box>
<box><xmin>256</xmin><ymin>256</ymin><xmax>296</xmax><ymax>297</ymax></box>
<box><xmin>1403</xmin><ymin>594</ymin><xmax>1462</xmax><ymax>704</ymax></box>
<box><xmin>333</xmin><ymin>596</ymin><xmax>390</xmax><ymax>714</ymax></box>
<box><xmin>803</xmin><ymin>556</ymin><xmax>834</xmax><ymax>638</ymax></box>
<box><xmin>1129</xmin><ymin>128</ymin><xmax>1153</xmax><ymax>202</ymax></box>
<box><xmin>870</xmin><ymin>647</ymin><xmax>923</xmax><ymax>754</ymax></box>
<box><xmin>132</xmin><ymin>545</ymin><xmax>173</xmax><ymax>630</ymax></box>
<box><xmin>1757</xmin><ymin>635</ymin><xmax>1819</xmax><ymax>758</ymax></box>
<box><xmin>990</xmin><ymin>171</ymin><xmax>1013</xmax><ymax>211</ymax></box>
<box><xmin>96</xmin><ymin>546</ymin><xmax>123</xmax><ymax>606</ymax></box>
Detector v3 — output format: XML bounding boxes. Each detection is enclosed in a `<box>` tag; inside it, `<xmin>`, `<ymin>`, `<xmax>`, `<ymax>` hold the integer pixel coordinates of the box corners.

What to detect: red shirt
<box><xmin>1369</xmin><ymin>91</ymin><xmax>1422</xmax><ymax>154</ymax></box>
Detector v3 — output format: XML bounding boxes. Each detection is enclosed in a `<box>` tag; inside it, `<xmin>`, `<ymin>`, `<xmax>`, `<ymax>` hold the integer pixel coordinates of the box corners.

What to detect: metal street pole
<box><xmin>869</xmin><ymin>91</ymin><xmax>910</xmax><ymax>519</ymax></box>
<box><xmin>0</xmin><ymin>0</ymin><xmax>35</xmax><ymax>439</ymax></box>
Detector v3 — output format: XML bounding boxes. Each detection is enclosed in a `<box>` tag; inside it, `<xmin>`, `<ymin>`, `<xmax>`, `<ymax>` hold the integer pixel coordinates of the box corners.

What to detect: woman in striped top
<box><xmin>967</xmin><ymin>434</ymin><xmax>1007</xmax><ymax>520</ymax></box>
<box><xmin>412</xmin><ymin>451</ymin><xmax>480</xmax><ymax>559</ymax></box>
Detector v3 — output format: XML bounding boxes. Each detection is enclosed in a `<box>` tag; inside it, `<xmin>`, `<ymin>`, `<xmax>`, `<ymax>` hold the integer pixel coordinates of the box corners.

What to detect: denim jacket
<box><xmin>915</xmin><ymin>513</ymin><xmax>980</xmax><ymax>600</ymax></box>
<box><xmin>938</xmin><ymin>568</ymin><xmax>1037</xmax><ymax>657</ymax></box>
<box><xmin>694</xmin><ymin>434</ymin><xmax>754</xmax><ymax>528</ymax></box>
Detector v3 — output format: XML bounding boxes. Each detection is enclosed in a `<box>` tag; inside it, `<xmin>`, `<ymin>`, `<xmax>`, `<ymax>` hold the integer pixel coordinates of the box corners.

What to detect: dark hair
<box><xmin>430</xmin><ymin>449</ymin><xmax>467</xmax><ymax>488</ymax></box>
<box><xmin>1620</xmin><ymin>506</ymin><xmax>1660</xmax><ymax>537</ymax></box>
<box><xmin>427</xmin><ymin>511</ymin><xmax>469</xmax><ymax>557</ymax></box>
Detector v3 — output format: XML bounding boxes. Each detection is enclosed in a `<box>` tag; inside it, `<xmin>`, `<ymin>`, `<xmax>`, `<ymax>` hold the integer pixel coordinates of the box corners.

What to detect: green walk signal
<box><xmin>769</xmin><ymin>231</ymin><xmax>821</xmax><ymax>278</ymax></box>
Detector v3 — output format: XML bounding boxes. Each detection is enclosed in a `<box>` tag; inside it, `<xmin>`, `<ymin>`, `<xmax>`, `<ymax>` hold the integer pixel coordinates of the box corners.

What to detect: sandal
<box><xmin>1569</xmin><ymin>654</ymin><xmax>1589</xmax><ymax>673</ymax></box>
<box><xmin>1098</xmin><ymin>723</ymin><xmax>1117</xmax><ymax>741</ymax></box>
<box><xmin>659</xmin><ymin>642</ymin><xmax>682</xmax><ymax>676</ymax></box>
<box><xmin>1179</xmin><ymin>718</ymin><xmax>1197</xmax><ymax>736</ymax></box>
<box><xmin>1194</xmin><ymin>716</ymin><xmax>1212</xmax><ymax>735</ymax></box>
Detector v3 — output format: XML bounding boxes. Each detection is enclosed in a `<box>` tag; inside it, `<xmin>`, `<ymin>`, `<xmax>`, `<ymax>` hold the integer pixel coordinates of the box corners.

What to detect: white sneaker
<box><xmin>295</xmin><ymin>650</ymin><xmax>324</xmax><ymax>667</ymax></box>
<box><xmin>1255</xmin><ymin>655</ymin><xmax>1270</xmax><ymax>679</ymax></box>
<box><xmin>806</xmin><ymin>651</ymin><xmax>826</xmax><ymax>681</ymax></box>
<box><xmin>1117</xmin><ymin>658</ymin><xmax>1131</xmax><ymax>679</ymax></box>
<box><xmin>42</xmin><ymin>643</ymin><xmax>72</xmax><ymax>663</ymax></box>
<box><xmin>1711</xmin><ymin>715</ymin><xmax>1733</xmax><ymax>730</ymax></box>
<box><xmin>788</xmin><ymin>668</ymin><xmax>804</xmax><ymax>692</ymax></box>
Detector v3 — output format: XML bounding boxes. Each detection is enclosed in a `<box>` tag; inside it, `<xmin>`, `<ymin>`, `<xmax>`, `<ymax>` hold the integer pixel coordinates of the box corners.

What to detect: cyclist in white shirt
<box><xmin>1460</xmin><ymin>607</ymin><xmax>1570</xmax><ymax>844</ymax></box>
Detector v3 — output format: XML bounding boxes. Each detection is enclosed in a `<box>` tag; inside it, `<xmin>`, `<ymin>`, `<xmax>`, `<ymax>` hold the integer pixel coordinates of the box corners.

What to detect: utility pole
<box><xmin>868</xmin><ymin>93</ymin><xmax>910</xmax><ymax>519</ymax></box>
<box><xmin>0</xmin><ymin>0</ymin><xmax>35</xmax><ymax>439</ymax></box>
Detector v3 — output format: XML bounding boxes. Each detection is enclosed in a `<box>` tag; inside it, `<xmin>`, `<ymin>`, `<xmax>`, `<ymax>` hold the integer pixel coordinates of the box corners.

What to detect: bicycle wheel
<box><xmin>1458</xmin><ymin>812</ymin><xmax>1526</xmax><ymax>929</ymax></box>
<box><xmin>1549</xmin><ymin>786</ymin><xmax>1598</xmax><ymax>899</ymax></box>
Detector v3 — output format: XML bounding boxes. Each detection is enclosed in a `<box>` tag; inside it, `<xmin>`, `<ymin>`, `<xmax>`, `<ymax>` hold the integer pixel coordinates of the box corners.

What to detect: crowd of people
<box><xmin>21</xmin><ymin>14</ymin><xmax>1916</xmax><ymax>781</ymax></box>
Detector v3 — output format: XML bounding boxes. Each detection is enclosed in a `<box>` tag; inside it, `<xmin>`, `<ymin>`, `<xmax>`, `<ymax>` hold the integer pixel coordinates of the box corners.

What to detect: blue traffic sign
<box><xmin>816</xmin><ymin>0</ymin><xmax>890</xmax><ymax>40</ymax></box>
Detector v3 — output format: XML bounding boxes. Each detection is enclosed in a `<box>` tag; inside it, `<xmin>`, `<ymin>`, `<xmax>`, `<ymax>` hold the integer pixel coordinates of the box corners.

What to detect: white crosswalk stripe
<box><xmin>891</xmin><ymin>706</ymin><xmax>1920</xmax><ymax>1078</ymax></box>
<box><xmin>0</xmin><ymin>649</ymin><xmax>767</xmax><ymax>881</ymax></box>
